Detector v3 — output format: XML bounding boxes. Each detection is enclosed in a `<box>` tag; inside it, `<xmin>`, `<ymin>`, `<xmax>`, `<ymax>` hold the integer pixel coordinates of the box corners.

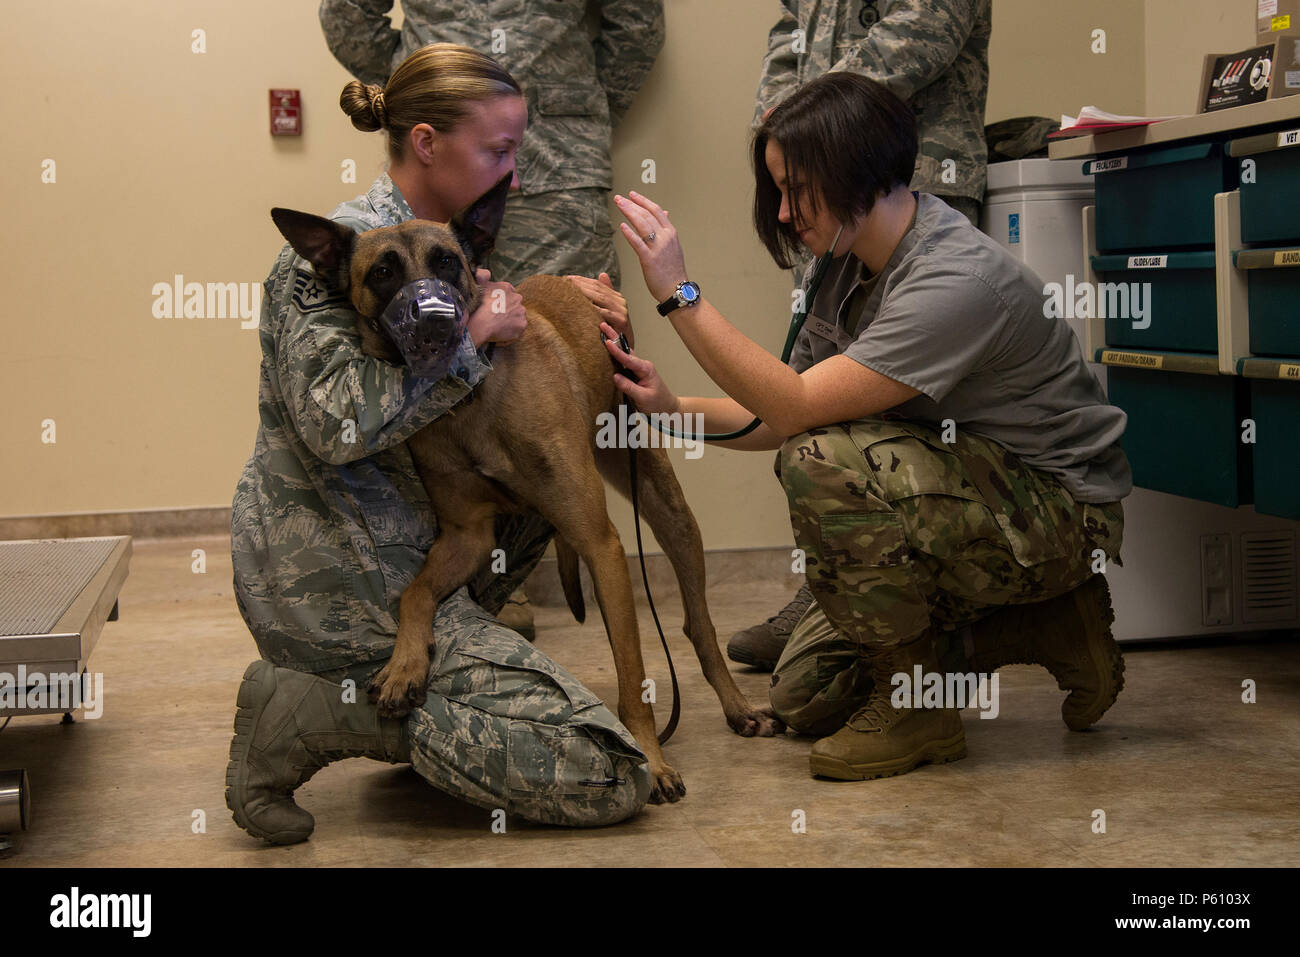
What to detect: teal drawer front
<box><xmin>1235</xmin><ymin>247</ymin><xmax>1300</xmax><ymax>358</ymax></box>
<box><xmin>1106</xmin><ymin>367</ymin><xmax>1251</xmax><ymax>507</ymax></box>
<box><xmin>1089</xmin><ymin>142</ymin><xmax>1234</xmax><ymax>254</ymax></box>
<box><xmin>1250</xmin><ymin>377</ymin><xmax>1300</xmax><ymax>521</ymax></box>
<box><xmin>1230</xmin><ymin>129</ymin><xmax>1300</xmax><ymax>245</ymax></box>
<box><xmin>1091</xmin><ymin>252</ymin><xmax>1219</xmax><ymax>353</ymax></box>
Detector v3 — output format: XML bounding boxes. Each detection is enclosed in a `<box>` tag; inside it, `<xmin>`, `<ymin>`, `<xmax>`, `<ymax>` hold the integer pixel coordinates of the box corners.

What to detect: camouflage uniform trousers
<box><xmin>300</xmin><ymin>515</ymin><xmax>652</xmax><ymax>827</ymax></box>
<box><xmin>770</xmin><ymin>417</ymin><xmax>1124</xmax><ymax>735</ymax></box>
<box><xmin>487</xmin><ymin>188</ymin><xmax>621</xmax><ymax>289</ymax></box>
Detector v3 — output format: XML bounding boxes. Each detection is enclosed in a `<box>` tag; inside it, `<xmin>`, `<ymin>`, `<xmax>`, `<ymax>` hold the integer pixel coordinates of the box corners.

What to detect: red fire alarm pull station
<box><xmin>270</xmin><ymin>89</ymin><xmax>302</xmax><ymax>136</ymax></box>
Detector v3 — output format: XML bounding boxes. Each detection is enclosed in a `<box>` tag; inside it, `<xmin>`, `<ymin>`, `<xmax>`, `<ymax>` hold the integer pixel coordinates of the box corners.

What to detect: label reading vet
<box><xmin>1275</xmin><ymin>250</ymin><xmax>1300</xmax><ymax>266</ymax></box>
<box><xmin>1127</xmin><ymin>255</ymin><xmax>1168</xmax><ymax>269</ymax></box>
<box><xmin>1087</xmin><ymin>157</ymin><xmax>1127</xmax><ymax>174</ymax></box>
<box><xmin>1279</xmin><ymin>128</ymin><xmax>1300</xmax><ymax>147</ymax></box>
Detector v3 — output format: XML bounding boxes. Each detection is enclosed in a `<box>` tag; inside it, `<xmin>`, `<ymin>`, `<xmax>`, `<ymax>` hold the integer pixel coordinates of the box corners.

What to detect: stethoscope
<box><xmin>624</xmin><ymin>222</ymin><xmax>845</xmax><ymax>441</ymax></box>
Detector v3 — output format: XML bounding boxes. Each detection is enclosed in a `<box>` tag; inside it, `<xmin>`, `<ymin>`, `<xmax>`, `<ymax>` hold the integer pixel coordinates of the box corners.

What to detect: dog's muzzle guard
<box><xmin>378</xmin><ymin>279</ymin><xmax>470</xmax><ymax>379</ymax></box>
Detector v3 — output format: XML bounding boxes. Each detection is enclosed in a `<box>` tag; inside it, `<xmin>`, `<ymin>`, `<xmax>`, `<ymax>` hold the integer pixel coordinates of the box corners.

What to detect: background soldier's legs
<box><xmin>487</xmin><ymin>188</ymin><xmax>620</xmax><ymax>287</ymax></box>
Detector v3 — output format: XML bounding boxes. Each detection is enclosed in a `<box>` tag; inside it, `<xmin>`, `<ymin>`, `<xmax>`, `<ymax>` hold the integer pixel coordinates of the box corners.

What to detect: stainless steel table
<box><xmin>0</xmin><ymin>536</ymin><xmax>132</xmax><ymax>847</ymax></box>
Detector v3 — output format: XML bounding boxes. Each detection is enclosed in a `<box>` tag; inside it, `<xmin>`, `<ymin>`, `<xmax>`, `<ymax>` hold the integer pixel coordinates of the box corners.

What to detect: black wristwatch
<box><xmin>656</xmin><ymin>280</ymin><xmax>701</xmax><ymax>316</ymax></box>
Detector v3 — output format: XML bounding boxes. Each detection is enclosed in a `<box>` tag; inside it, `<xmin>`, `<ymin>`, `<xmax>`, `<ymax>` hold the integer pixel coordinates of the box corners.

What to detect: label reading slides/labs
<box><xmin>1127</xmin><ymin>256</ymin><xmax>1169</xmax><ymax>269</ymax></box>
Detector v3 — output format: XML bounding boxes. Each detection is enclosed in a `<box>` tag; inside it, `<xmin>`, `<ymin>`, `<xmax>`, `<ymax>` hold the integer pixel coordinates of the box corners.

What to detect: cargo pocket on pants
<box><xmin>506</xmin><ymin>722</ymin><xmax>622</xmax><ymax>799</ymax></box>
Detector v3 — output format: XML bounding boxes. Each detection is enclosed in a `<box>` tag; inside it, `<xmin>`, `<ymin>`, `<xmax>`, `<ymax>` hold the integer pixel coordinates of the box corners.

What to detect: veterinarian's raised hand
<box><xmin>600</xmin><ymin>321</ymin><xmax>680</xmax><ymax>415</ymax></box>
<box><xmin>614</xmin><ymin>191</ymin><xmax>688</xmax><ymax>304</ymax></box>
<box><xmin>566</xmin><ymin>273</ymin><xmax>633</xmax><ymax>347</ymax></box>
<box><xmin>467</xmin><ymin>268</ymin><xmax>527</xmax><ymax>347</ymax></box>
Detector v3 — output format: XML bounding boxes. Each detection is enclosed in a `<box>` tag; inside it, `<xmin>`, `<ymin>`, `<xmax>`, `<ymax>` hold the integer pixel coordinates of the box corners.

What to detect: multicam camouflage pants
<box><xmin>771</xmin><ymin>417</ymin><xmax>1124</xmax><ymax>734</ymax></box>
<box><xmin>487</xmin><ymin>187</ymin><xmax>620</xmax><ymax>288</ymax></box>
<box><xmin>309</xmin><ymin>513</ymin><xmax>653</xmax><ymax>827</ymax></box>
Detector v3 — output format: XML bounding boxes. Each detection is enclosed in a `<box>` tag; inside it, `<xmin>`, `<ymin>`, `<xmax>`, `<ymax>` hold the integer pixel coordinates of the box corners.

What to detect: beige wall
<box><xmin>1145</xmin><ymin>0</ymin><xmax>1257</xmax><ymax>115</ymax></box>
<box><xmin>0</xmin><ymin>0</ymin><xmax>1257</xmax><ymax>554</ymax></box>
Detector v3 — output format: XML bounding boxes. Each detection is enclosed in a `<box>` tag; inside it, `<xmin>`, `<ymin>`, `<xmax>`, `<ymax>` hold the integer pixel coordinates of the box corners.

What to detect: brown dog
<box><xmin>271</xmin><ymin>176</ymin><xmax>783</xmax><ymax>803</ymax></box>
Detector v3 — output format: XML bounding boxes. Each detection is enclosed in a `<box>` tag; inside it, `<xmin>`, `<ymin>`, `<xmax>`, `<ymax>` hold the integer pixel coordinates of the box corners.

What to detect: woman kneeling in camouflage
<box><xmin>607</xmin><ymin>72</ymin><xmax>1131</xmax><ymax>781</ymax></box>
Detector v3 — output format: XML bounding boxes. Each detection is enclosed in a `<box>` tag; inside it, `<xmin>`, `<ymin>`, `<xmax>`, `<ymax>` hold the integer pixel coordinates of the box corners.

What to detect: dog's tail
<box><xmin>555</xmin><ymin>538</ymin><xmax>586</xmax><ymax>624</ymax></box>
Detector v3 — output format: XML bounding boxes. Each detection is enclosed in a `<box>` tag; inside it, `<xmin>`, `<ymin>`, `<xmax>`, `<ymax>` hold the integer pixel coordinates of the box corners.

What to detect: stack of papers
<box><xmin>1049</xmin><ymin>106</ymin><xmax>1187</xmax><ymax>139</ymax></box>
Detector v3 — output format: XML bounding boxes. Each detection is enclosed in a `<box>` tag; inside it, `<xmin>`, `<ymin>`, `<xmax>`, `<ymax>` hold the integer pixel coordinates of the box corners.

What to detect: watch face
<box><xmin>679</xmin><ymin>282</ymin><xmax>700</xmax><ymax>303</ymax></box>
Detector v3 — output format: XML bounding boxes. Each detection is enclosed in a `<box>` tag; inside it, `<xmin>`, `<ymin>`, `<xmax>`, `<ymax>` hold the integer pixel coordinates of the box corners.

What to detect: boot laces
<box><xmin>769</xmin><ymin>583</ymin><xmax>814</xmax><ymax>629</ymax></box>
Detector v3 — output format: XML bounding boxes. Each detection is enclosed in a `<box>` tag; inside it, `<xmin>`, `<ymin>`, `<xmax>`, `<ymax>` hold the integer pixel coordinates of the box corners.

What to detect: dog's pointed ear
<box><xmin>270</xmin><ymin>208</ymin><xmax>356</xmax><ymax>286</ymax></box>
<box><xmin>450</xmin><ymin>173</ymin><xmax>512</xmax><ymax>267</ymax></box>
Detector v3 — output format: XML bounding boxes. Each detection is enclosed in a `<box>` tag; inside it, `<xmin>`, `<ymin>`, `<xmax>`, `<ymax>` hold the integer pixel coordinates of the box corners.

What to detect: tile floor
<box><xmin>1</xmin><ymin>534</ymin><xmax>1297</xmax><ymax>867</ymax></box>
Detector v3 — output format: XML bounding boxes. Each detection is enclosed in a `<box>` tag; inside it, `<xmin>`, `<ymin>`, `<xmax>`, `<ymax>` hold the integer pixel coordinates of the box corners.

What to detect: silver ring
<box><xmin>643</xmin><ymin>232</ymin><xmax>656</xmax><ymax>243</ymax></box>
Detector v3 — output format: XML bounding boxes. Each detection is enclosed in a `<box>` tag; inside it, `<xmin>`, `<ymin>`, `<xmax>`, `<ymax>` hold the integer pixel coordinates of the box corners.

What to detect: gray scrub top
<box><xmin>788</xmin><ymin>193</ymin><xmax>1132</xmax><ymax>504</ymax></box>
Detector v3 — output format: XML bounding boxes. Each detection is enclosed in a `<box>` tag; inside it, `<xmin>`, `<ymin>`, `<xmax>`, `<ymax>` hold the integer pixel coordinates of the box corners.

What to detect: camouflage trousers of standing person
<box><xmin>286</xmin><ymin>513</ymin><xmax>653</xmax><ymax>827</ymax></box>
<box><xmin>769</xmin><ymin>417</ymin><xmax>1124</xmax><ymax>735</ymax></box>
<box><xmin>487</xmin><ymin>187</ymin><xmax>621</xmax><ymax>288</ymax></box>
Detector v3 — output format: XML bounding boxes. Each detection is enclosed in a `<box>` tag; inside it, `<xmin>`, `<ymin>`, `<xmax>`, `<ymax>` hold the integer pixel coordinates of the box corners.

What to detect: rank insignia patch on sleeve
<box><xmin>292</xmin><ymin>269</ymin><xmax>348</xmax><ymax>312</ymax></box>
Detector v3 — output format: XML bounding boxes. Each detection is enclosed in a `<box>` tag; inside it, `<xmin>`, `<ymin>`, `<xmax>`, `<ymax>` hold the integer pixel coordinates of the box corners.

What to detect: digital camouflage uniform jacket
<box><xmin>755</xmin><ymin>0</ymin><xmax>991</xmax><ymax>204</ymax></box>
<box><xmin>231</xmin><ymin>174</ymin><xmax>487</xmax><ymax>676</ymax></box>
<box><xmin>318</xmin><ymin>0</ymin><xmax>665</xmax><ymax>196</ymax></box>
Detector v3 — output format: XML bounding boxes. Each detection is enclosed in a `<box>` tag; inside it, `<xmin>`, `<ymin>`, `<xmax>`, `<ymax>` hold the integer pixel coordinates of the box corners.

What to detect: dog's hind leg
<box><xmin>595</xmin><ymin>443</ymin><xmax>786</xmax><ymax>738</ymax></box>
<box><xmin>369</xmin><ymin>499</ymin><xmax>497</xmax><ymax>718</ymax></box>
<box><xmin>525</xmin><ymin>448</ymin><xmax>686</xmax><ymax>805</ymax></box>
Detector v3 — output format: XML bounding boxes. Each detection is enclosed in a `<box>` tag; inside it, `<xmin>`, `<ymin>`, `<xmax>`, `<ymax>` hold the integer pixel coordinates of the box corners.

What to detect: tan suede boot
<box><xmin>498</xmin><ymin>586</ymin><xmax>536</xmax><ymax>641</ymax></box>
<box><xmin>966</xmin><ymin>574</ymin><xmax>1124</xmax><ymax>731</ymax></box>
<box><xmin>225</xmin><ymin>660</ymin><xmax>411</xmax><ymax>845</ymax></box>
<box><xmin>809</xmin><ymin>632</ymin><xmax>966</xmax><ymax>781</ymax></box>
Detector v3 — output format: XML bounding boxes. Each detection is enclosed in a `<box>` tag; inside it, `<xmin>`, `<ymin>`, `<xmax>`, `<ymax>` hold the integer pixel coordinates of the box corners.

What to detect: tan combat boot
<box><xmin>225</xmin><ymin>660</ymin><xmax>412</xmax><ymax>845</ymax></box>
<box><xmin>966</xmin><ymin>573</ymin><xmax>1124</xmax><ymax>731</ymax></box>
<box><xmin>809</xmin><ymin>632</ymin><xmax>967</xmax><ymax>781</ymax></box>
<box><xmin>498</xmin><ymin>585</ymin><xmax>536</xmax><ymax>641</ymax></box>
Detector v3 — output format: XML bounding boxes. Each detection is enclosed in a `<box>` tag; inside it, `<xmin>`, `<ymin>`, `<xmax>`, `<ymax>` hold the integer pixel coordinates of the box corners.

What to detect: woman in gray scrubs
<box><xmin>607</xmin><ymin>72</ymin><xmax>1131</xmax><ymax>782</ymax></box>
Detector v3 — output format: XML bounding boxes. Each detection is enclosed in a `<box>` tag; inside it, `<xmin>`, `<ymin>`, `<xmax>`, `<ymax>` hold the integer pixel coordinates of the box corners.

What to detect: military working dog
<box><xmin>271</xmin><ymin>175</ymin><xmax>783</xmax><ymax>803</ymax></box>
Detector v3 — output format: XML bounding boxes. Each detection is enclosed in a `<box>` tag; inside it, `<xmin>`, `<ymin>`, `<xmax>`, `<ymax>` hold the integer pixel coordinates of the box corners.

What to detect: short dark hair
<box><xmin>752</xmin><ymin>73</ymin><xmax>917</xmax><ymax>269</ymax></box>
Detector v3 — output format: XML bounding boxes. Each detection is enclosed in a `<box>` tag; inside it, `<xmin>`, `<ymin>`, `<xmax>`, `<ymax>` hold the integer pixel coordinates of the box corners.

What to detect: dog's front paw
<box><xmin>646</xmin><ymin>763</ymin><xmax>686</xmax><ymax>805</ymax></box>
<box><xmin>727</xmin><ymin>705</ymin><xmax>786</xmax><ymax>738</ymax></box>
<box><xmin>367</xmin><ymin>656</ymin><xmax>428</xmax><ymax>718</ymax></box>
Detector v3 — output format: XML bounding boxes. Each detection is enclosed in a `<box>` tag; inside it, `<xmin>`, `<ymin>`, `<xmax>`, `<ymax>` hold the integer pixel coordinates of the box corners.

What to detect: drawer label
<box><xmin>1279</xmin><ymin>128</ymin><xmax>1300</xmax><ymax>148</ymax></box>
<box><xmin>1101</xmin><ymin>350</ymin><xmax>1164</xmax><ymax>369</ymax></box>
<box><xmin>1281</xmin><ymin>364</ymin><xmax>1300</xmax><ymax>379</ymax></box>
<box><xmin>1127</xmin><ymin>255</ymin><xmax>1169</xmax><ymax>268</ymax></box>
<box><xmin>1087</xmin><ymin>157</ymin><xmax>1128</xmax><ymax>174</ymax></box>
<box><xmin>1276</xmin><ymin>250</ymin><xmax>1300</xmax><ymax>266</ymax></box>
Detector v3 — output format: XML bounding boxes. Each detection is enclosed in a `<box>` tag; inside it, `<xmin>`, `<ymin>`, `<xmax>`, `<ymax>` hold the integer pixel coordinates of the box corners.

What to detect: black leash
<box><xmin>613</xmin><ymin>333</ymin><xmax>680</xmax><ymax>745</ymax></box>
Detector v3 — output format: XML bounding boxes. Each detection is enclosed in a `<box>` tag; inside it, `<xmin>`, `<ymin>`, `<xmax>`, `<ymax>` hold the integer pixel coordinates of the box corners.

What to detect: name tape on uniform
<box><xmin>805</xmin><ymin>314</ymin><xmax>856</xmax><ymax>350</ymax></box>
